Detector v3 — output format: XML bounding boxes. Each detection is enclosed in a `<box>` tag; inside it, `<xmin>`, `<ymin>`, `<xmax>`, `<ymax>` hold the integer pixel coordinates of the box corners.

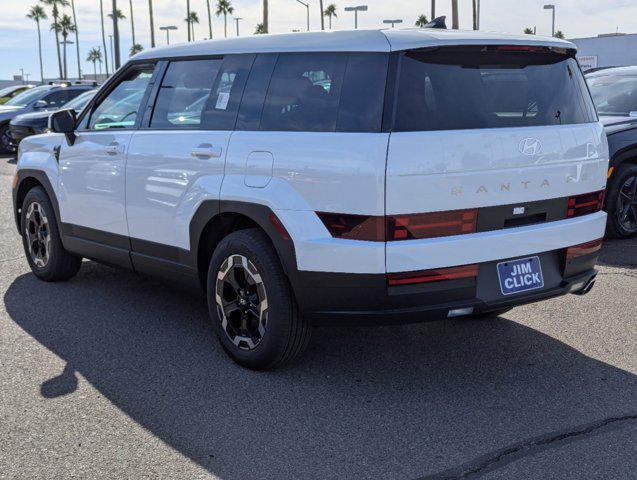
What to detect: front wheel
<box><xmin>606</xmin><ymin>164</ymin><xmax>637</xmax><ymax>238</ymax></box>
<box><xmin>20</xmin><ymin>186</ymin><xmax>82</xmax><ymax>281</ymax></box>
<box><xmin>0</xmin><ymin>124</ymin><xmax>15</xmax><ymax>154</ymax></box>
<box><xmin>207</xmin><ymin>229</ymin><xmax>311</xmax><ymax>370</ymax></box>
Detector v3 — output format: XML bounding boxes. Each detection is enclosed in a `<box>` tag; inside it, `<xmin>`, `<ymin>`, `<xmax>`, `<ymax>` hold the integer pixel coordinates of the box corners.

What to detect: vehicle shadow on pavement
<box><xmin>4</xmin><ymin>262</ymin><xmax>637</xmax><ymax>480</ymax></box>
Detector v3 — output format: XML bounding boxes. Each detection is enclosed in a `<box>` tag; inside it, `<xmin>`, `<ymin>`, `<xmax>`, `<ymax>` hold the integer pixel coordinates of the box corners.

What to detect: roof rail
<box><xmin>425</xmin><ymin>16</ymin><xmax>447</xmax><ymax>29</ymax></box>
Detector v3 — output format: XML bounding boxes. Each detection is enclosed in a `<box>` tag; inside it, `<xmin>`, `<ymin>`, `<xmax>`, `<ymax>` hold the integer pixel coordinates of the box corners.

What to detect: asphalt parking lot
<box><xmin>0</xmin><ymin>153</ymin><xmax>635</xmax><ymax>480</ymax></box>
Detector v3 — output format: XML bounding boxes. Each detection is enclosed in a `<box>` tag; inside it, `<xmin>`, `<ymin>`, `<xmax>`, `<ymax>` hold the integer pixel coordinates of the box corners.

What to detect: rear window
<box><xmin>394</xmin><ymin>47</ymin><xmax>597</xmax><ymax>132</ymax></box>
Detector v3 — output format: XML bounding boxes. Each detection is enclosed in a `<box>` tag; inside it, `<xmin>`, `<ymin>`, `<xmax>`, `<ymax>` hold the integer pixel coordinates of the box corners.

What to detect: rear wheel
<box><xmin>207</xmin><ymin>228</ymin><xmax>311</xmax><ymax>370</ymax></box>
<box><xmin>606</xmin><ymin>164</ymin><xmax>637</xmax><ymax>238</ymax></box>
<box><xmin>20</xmin><ymin>186</ymin><xmax>82</xmax><ymax>281</ymax></box>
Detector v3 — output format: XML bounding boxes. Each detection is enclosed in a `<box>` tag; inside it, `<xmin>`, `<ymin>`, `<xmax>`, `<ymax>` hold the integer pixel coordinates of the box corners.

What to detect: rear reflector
<box><xmin>268</xmin><ymin>212</ymin><xmax>290</xmax><ymax>240</ymax></box>
<box><xmin>567</xmin><ymin>190</ymin><xmax>605</xmax><ymax>218</ymax></box>
<box><xmin>386</xmin><ymin>209</ymin><xmax>477</xmax><ymax>240</ymax></box>
<box><xmin>566</xmin><ymin>239</ymin><xmax>603</xmax><ymax>260</ymax></box>
<box><xmin>387</xmin><ymin>264</ymin><xmax>479</xmax><ymax>286</ymax></box>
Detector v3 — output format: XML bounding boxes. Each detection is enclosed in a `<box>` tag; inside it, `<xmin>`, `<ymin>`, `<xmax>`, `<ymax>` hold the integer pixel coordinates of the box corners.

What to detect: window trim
<box><xmin>76</xmin><ymin>61</ymin><xmax>159</xmax><ymax>133</ymax></box>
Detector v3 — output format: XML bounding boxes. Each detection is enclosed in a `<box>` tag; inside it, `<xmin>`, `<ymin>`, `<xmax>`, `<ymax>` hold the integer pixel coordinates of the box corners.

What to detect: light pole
<box><xmin>108</xmin><ymin>35</ymin><xmax>114</xmax><ymax>69</ymax></box>
<box><xmin>543</xmin><ymin>4</ymin><xmax>555</xmax><ymax>37</ymax></box>
<box><xmin>160</xmin><ymin>25</ymin><xmax>178</xmax><ymax>45</ymax></box>
<box><xmin>234</xmin><ymin>17</ymin><xmax>242</xmax><ymax>36</ymax></box>
<box><xmin>382</xmin><ymin>19</ymin><xmax>402</xmax><ymax>28</ymax></box>
<box><xmin>295</xmin><ymin>0</ymin><xmax>310</xmax><ymax>31</ymax></box>
<box><xmin>476</xmin><ymin>0</ymin><xmax>480</xmax><ymax>30</ymax></box>
<box><xmin>344</xmin><ymin>5</ymin><xmax>368</xmax><ymax>29</ymax></box>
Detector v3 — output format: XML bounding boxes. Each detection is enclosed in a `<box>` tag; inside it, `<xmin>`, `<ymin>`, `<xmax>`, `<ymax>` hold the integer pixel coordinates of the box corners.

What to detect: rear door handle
<box><xmin>191</xmin><ymin>144</ymin><xmax>222</xmax><ymax>159</ymax></box>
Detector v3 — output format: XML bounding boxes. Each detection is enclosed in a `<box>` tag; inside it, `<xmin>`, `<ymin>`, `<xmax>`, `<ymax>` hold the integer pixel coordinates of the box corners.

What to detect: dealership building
<box><xmin>572</xmin><ymin>33</ymin><xmax>637</xmax><ymax>71</ymax></box>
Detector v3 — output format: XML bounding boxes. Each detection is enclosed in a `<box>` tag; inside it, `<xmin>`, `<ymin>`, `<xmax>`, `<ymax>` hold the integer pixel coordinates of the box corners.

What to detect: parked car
<box><xmin>0</xmin><ymin>84</ymin><xmax>35</xmax><ymax>105</ymax></box>
<box><xmin>586</xmin><ymin>66</ymin><xmax>637</xmax><ymax>237</ymax></box>
<box><xmin>0</xmin><ymin>83</ymin><xmax>95</xmax><ymax>153</ymax></box>
<box><xmin>13</xmin><ymin>28</ymin><xmax>608</xmax><ymax>369</ymax></box>
<box><xmin>9</xmin><ymin>89</ymin><xmax>97</xmax><ymax>147</ymax></box>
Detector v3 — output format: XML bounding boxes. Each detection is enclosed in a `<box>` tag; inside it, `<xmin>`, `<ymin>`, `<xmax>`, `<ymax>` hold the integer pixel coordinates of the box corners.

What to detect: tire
<box><xmin>0</xmin><ymin>124</ymin><xmax>15</xmax><ymax>154</ymax></box>
<box><xmin>20</xmin><ymin>186</ymin><xmax>82</xmax><ymax>281</ymax></box>
<box><xmin>207</xmin><ymin>228</ymin><xmax>311</xmax><ymax>370</ymax></box>
<box><xmin>469</xmin><ymin>307</ymin><xmax>512</xmax><ymax>320</ymax></box>
<box><xmin>605</xmin><ymin>164</ymin><xmax>637</xmax><ymax>239</ymax></box>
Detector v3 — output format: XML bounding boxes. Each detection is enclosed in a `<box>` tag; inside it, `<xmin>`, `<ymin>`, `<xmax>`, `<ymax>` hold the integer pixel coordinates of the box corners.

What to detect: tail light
<box><xmin>386</xmin><ymin>209</ymin><xmax>477</xmax><ymax>240</ymax></box>
<box><xmin>317</xmin><ymin>209</ymin><xmax>478</xmax><ymax>242</ymax></box>
<box><xmin>567</xmin><ymin>190</ymin><xmax>605</xmax><ymax>218</ymax></box>
<box><xmin>387</xmin><ymin>264</ymin><xmax>478</xmax><ymax>286</ymax></box>
<box><xmin>566</xmin><ymin>239</ymin><xmax>603</xmax><ymax>260</ymax></box>
<box><xmin>495</xmin><ymin>45</ymin><xmax>546</xmax><ymax>52</ymax></box>
<box><xmin>316</xmin><ymin>212</ymin><xmax>385</xmax><ymax>242</ymax></box>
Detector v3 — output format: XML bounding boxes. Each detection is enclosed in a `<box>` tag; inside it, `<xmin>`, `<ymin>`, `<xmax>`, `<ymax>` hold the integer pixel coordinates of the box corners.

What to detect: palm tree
<box><xmin>69</xmin><ymin>0</ymin><xmax>81</xmax><ymax>78</ymax></box>
<box><xmin>324</xmin><ymin>3</ymin><xmax>336</xmax><ymax>29</ymax></box>
<box><xmin>111</xmin><ymin>0</ymin><xmax>122</xmax><ymax>70</ymax></box>
<box><xmin>128</xmin><ymin>0</ymin><xmax>136</xmax><ymax>46</ymax></box>
<box><xmin>185</xmin><ymin>11</ymin><xmax>199</xmax><ymax>40</ymax></box>
<box><xmin>40</xmin><ymin>0</ymin><xmax>69</xmax><ymax>80</ymax></box>
<box><xmin>99</xmin><ymin>0</ymin><xmax>110</xmax><ymax>75</ymax></box>
<box><xmin>186</xmin><ymin>0</ymin><xmax>191</xmax><ymax>41</ymax></box>
<box><xmin>206</xmin><ymin>0</ymin><xmax>213</xmax><ymax>39</ymax></box>
<box><xmin>319</xmin><ymin>0</ymin><xmax>324</xmax><ymax>30</ymax></box>
<box><xmin>255</xmin><ymin>23</ymin><xmax>265</xmax><ymax>34</ymax></box>
<box><xmin>215</xmin><ymin>0</ymin><xmax>234</xmax><ymax>38</ymax></box>
<box><xmin>130</xmin><ymin>43</ymin><xmax>144</xmax><ymax>56</ymax></box>
<box><xmin>58</xmin><ymin>14</ymin><xmax>76</xmax><ymax>79</ymax></box>
<box><xmin>472</xmin><ymin>0</ymin><xmax>477</xmax><ymax>30</ymax></box>
<box><xmin>108</xmin><ymin>8</ymin><xmax>126</xmax><ymax>21</ymax></box>
<box><xmin>27</xmin><ymin>5</ymin><xmax>47</xmax><ymax>83</ymax></box>
<box><xmin>262</xmin><ymin>0</ymin><xmax>268</xmax><ymax>33</ymax></box>
<box><xmin>523</xmin><ymin>27</ymin><xmax>534</xmax><ymax>34</ymax></box>
<box><xmin>555</xmin><ymin>30</ymin><xmax>565</xmax><ymax>39</ymax></box>
<box><xmin>148</xmin><ymin>0</ymin><xmax>155</xmax><ymax>47</ymax></box>
<box><xmin>451</xmin><ymin>0</ymin><xmax>458</xmax><ymax>29</ymax></box>
<box><xmin>415</xmin><ymin>14</ymin><xmax>428</xmax><ymax>27</ymax></box>
<box><xmin>86</xmin><ymin>47</ymin><xmax>103</xmax><ymax>78</ymax></box>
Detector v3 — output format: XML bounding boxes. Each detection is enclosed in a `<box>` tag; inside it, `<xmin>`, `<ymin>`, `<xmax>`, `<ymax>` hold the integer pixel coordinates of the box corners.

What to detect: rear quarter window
<box><xmin>394</xmin><ymin>47</ymin><xmax>597</xmax><ymax>132</ymax></box>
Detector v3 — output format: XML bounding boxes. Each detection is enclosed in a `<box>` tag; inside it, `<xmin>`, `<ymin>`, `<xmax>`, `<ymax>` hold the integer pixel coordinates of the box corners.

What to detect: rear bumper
<box><xmin>293</xmin><ymin>249</ymin><xmax>599</xmax><ymax>325</ymax></box>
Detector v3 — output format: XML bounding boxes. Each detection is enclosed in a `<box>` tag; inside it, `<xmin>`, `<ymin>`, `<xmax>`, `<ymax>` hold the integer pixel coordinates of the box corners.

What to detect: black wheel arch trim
<box><xmin>13</xmin><ymin>169</ymin><xmax>62</xmax><ymax>237</ymax></box>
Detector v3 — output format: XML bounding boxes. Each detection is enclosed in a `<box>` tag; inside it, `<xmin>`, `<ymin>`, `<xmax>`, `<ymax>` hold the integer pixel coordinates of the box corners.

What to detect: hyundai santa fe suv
<box><xmin>12</xmin><ymin>28</ymin><xmax>608</xmax><ymax>369</ymax></box>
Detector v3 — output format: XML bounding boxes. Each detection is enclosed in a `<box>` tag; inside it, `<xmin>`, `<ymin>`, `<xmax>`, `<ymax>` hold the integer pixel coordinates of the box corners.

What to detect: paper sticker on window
<box><xmin>215</xmin><ymin>92</ymin><xmax>230</xmax><ymax>110</ymax></box>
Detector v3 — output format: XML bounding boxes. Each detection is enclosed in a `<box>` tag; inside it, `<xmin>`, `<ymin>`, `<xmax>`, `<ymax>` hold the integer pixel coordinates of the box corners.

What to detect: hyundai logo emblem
<box><xmin>519</xmin><ymin>138</ymin><xmax>542</xmax><ymax>156</ymax></box>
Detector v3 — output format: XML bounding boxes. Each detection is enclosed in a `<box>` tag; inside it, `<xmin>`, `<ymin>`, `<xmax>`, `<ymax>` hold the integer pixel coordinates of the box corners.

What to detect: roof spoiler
<box><xmin>424</xmin><ymin>16</ymin><xmax>447</xmax><ymax>29</ymax></box>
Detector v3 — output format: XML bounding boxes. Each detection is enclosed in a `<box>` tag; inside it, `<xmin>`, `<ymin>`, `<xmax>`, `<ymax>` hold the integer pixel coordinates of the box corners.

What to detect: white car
<box><xmin>12</xmin><ymin>28</ymin><xmax>608</xmax><ymax>369</ymax></box>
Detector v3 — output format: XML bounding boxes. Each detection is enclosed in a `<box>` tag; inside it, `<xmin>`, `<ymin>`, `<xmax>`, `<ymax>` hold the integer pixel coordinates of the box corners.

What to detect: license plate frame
<box><xmin>496</xmin><ymin>256</ymin><xmax>544</xmax><ymax>296</ymax></box>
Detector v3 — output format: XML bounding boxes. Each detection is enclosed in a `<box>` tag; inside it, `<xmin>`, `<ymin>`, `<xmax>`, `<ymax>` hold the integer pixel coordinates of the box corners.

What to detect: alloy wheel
<box><xmin>215</xmin><ymin>254</ymin><xmax>268</xmax><ymax>351</ymax></box>
<box><xmin>25</xmin><ymin>201</ymin><xmax>51</xmax><ymax>268</ymax></box>
<box><xmin>617</xmin><ymin>175</ymin><xmax>637</xmax><ymax>234</ymax></box>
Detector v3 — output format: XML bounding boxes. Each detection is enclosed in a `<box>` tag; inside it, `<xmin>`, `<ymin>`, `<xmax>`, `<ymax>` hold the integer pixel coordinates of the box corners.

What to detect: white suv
<box><xmin>13</xmin><ymin>28</ymin><xmax>608</xmax><ymax>369</ymax></box>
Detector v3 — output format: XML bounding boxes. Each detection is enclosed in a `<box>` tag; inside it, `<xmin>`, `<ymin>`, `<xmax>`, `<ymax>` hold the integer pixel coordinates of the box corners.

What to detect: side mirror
<box><xmin>33</xmin><ymin>99</ymin><xmax>48</xmax><ymax>109</ymax></box>
<box><xmin>49</xmin><ymin>109</ymin><xmax>77</xmax><ymax>146</ymax></box>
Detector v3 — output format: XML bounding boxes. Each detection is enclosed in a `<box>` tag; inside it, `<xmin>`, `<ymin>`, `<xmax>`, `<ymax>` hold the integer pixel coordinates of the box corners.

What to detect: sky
<box><xmin>1</xmin><ymin>0</ymin><xmax>637</xmax><ymax>81</ymax></box>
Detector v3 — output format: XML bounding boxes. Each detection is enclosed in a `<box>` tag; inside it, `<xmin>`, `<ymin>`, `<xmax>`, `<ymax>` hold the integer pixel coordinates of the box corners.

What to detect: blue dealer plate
<box><xmin>496</xmin><ymin>256</ymin><xmax>544</xmax><ymax>295</ymax></box>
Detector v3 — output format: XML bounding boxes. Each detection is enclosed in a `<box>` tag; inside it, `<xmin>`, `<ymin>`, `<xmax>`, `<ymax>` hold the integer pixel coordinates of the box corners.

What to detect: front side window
<box><xmin>588</xmin><ymin>73</ymin><xmax>637</xmax><ymax>116</ymax></box>
<box><xmin>42</xmin><ymin>89</ymin><xmax>85</xmax><ymax>109</ymax></box>
<box><xmin>394</xmin><ymin>47</ymin><xmax>597</xmax><ymax>132</ymax></box>
<box><xmin>261</xmin><ymin>53</ymin><xmax>347</xmax><ymax>132</ymax></box>
<box><xmin>89</xmin><ymin>67</ymin><xmax>154</xmax><ymax>130</ymax></box>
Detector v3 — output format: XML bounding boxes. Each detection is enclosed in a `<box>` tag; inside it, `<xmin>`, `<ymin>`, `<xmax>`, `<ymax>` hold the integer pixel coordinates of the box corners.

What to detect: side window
<box><xmin>150</xmin><ymin>59</ymin><xmax>222</xmax><ymax>129</ymax></box>
<box><xmin>337</xmin><ymin>53</ymin><xmax>388</xmax><ymax>132</ymax></box>
<box><xmin>201</xmin><ymin>54</ymin><xmax>255</xmax><ymax>130</ymax></box>
<box><xmin>41</xmin><ymin>89</ymin><xmax>74</xmax><ymax>108</ymax></box>
<box><xmin>260</xmin><ymin>53</ymin><xmax>347</xmax><ymax>132</ymax></box>
<box><xmin>88</xmin><ymin>66</ymin><xmax>154</xmax><ymax>130</ymax></box>
<box><xmin>236</xmin><ymin>53</ymin><xmax>278</xmax><ymax>131</ymax></box>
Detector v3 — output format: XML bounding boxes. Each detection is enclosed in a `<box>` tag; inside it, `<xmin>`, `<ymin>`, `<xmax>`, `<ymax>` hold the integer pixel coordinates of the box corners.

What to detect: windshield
<box><xmin>394</xmin><ymin>47</ymin><xmax>597</xmax><ymax>131</ymax></box>
<box><xmin>587</xmin><ymin>74</ymin><xmax>637</xmax><ymax>116</ymax></box>
<box><xmin>0</xmin><ymin>85</ymin><xmax>28</xmax><ymax>97</ymax></box>
<box><xmin>5</xmin><ymin>86</ymin><xmax>51</xmax><ymax>107</ymax></box>
<box><xmin>64</xmin><ymin>90</ymin><xmax>97</xmax><ymax>111</ymax></box>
